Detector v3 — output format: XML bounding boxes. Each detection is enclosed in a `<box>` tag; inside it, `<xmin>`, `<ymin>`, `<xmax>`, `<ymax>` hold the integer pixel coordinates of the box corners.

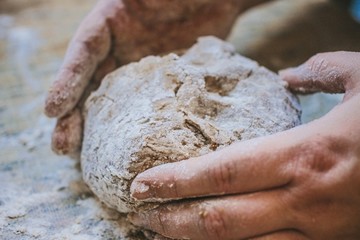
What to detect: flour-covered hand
<box><xmin>44</xmin><ymin>0</ymin><xmax>262</xmax><ymax>155</ymax></box>
<box><xmin>129</xmin><ymin>52</ymin><xmax>360</xmax><ymax>240</ymax></box>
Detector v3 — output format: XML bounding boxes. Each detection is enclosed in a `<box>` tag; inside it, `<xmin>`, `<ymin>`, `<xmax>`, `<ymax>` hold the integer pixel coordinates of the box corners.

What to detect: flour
<box><xmin>81</xmin><ymin>36</ymin><xmax>301</xmax><ymax>213</ymax></box>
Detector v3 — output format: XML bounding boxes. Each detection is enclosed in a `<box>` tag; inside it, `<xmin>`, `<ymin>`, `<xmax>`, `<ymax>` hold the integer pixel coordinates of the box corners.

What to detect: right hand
<box><xmin>45</xmin><ymin>0</ymin><xmax>248</xmax><ymax>155</ymax></box>
<box><xmin>129</xmin><ymin>51</ymin><xmax>360</xmax><ymax>240</ymax></box>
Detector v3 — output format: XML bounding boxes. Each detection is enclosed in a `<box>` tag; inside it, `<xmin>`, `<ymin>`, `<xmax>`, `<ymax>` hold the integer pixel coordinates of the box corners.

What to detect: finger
<box><xmin>249</xmin><ymin>230</ymin><xmax>308</xmax><ymax>240</ymax></box>
<box><xmin>129</xmin><ymin>191</ymin><xmax>294</xmax><ymax>240</ymax></box>
<box><xmin>45</xmin><ymin>2</ymin><xmax>112</xmax><ymax>118</ymax></box>
<box><xmin>51</xmin><ymin>55</ymin><xmax>116</xmax><ymax>156</ymax></box>
<box><xmin>51</xmin><ymin>108</ymin><xmax>82</xmax><ymax>155</ymax></box>
<box><xmin>130</xmin><ymin>126</ymin><xmax>306</xmax><ymax>200</ymax></box>
<box><xmin>279</xmin><ymin>51</ymin><xmax>360</xmax><ymax>99</ymax></box>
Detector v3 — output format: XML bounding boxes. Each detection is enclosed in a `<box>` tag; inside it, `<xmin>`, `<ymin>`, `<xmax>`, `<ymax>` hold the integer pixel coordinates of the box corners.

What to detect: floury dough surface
<box><xmin>81</xmin><ymin>36</ymin><xmax>301</xmax><ymax>213</ymax></box>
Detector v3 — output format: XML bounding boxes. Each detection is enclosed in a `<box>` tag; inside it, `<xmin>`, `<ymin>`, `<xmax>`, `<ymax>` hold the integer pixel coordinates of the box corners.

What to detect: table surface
<box><xmin>1</xmin><ymin>0</ymin><xmax>360</xmax><ymax>239</ymax></box>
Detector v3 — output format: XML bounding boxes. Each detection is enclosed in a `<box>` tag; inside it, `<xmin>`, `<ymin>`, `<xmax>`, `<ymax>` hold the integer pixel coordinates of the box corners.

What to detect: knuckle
<box><xmin>153</xmin><ymin>208</ymin><xmax>170</xmax><ymax>236</ymax></box>
<box><xmin>293</xmin><ymin>135</ymin><xmax>345</xmax><ymax>179</ymax></box>
<box><xmin>199</xmin><ymin>204</ymin><xmax>228</xmax><ymax>240</ymax></box>
<box><xmin>209</xmin><ymin>160</ymin><xmax>236</xmax><ymax>193</ymax></box>
<box><xmin>304</xmin><ymin>52</ymin><xmax>347</xmax><ymax>92</ymax></box>
<box><xmin>307</xmin><ymin>53</ymin><xmax>331</xmax><ymax>74</ymax></box>
<box><xmin>306</xmin><ymin>52</ymin><xmax>346</xmax><ymax>81</ymax></box>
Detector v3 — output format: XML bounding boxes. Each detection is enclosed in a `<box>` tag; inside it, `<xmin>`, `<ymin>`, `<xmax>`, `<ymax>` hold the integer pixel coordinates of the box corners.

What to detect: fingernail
<box><xmin>130</xmin><ymin>180</ymin><xmax>151</xmax><ymax>200</ymax></box>
<box><xmin>131</xmin><ymin>163</ymin><xmax>172</xmax><ymax>199</ymax></box>
<box><xmin>128</xmin><ymin>213</ymin><xmax>146</xmax><ymax>227</ymax></box>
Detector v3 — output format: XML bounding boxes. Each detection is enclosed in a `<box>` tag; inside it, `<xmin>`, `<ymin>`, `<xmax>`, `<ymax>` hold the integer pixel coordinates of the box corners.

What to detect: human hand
<box><xmin>44</xmin><ymin>0</ymin><xmax>250</xmax><ymax>155</ymax></box>
<box><xmin>129</xmin><ymin>52</ymin><xmax>360</xmax><ymax>240</ymax></box>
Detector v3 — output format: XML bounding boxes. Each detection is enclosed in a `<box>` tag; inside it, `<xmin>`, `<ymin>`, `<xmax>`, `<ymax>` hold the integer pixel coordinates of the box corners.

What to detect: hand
<box><xmin>44</xmin><ymin>0</ymin><xmax>255</xmax><ymax>155</ymax></box>
<box><xmin>129</xmin><ymin>52</ymin><xmax>360</xmax><ymax>240</ymax></box>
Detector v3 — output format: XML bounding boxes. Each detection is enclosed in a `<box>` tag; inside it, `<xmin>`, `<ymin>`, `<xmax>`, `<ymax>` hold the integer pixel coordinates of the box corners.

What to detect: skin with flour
<box><xmin>81</xmin><ymin>36</ymin><xmax>301</xmax><ymax>214</ymax></box>
<box><xmin>130</xmin><ymin>52</ymin><xmax>360</xmax><ymax>239</ymax></box>
<box><xmin>45</xmin><ymin>0</ymin><xmax>264</xmax><ymax>154</ymax></box>
<box><xmin>44</xmin><ymin>0</ymin><xmax>360</xmax><ymax>239</ymax></box>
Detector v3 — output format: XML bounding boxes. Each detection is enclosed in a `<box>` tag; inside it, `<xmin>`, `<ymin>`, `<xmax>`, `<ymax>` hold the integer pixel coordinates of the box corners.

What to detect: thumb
<box><xmin>45</xmin><ymin>1</ymin><xmax>113</xmax><ymax>118</ymax></box>
<box><xmin>279</xmin><ymin>51</ymin><xmax>360</xmax><ymax>100</ymax></box>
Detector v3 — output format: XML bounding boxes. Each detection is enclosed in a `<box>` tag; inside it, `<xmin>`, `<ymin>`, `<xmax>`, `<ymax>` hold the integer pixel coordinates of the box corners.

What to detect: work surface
<box><xmin>1</xmin><ymin>0</ymin><xmax>360</xmax><ymax>239</ymax></box>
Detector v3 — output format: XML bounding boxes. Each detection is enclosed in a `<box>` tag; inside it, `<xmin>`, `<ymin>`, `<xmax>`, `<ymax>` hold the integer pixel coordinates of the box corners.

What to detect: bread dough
<box><xmin>81</xmin><ymin>36</ymin><xmax>301</xmax><ymax>213</ymax></box>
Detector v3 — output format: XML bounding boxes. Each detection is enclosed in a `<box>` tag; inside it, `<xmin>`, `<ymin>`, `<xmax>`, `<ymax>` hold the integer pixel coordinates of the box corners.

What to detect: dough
<box><xmin>81</xmin><ymin>36</ymin><xmax>301</xmax><ymax>213</ymax></box>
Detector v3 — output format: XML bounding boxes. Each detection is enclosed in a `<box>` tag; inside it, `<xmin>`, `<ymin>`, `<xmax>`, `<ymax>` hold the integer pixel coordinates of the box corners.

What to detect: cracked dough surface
<box><xmin>81</xmin><ymin>36</ymin><xmax>301</xmax><ymax>213</ymax></box>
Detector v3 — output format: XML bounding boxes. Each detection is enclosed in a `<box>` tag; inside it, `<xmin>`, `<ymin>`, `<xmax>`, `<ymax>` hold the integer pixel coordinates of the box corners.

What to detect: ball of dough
<box><xmin>81</xmin><ymin>36</ymin><xmax>301</xmax><ymax>213</ymax></box>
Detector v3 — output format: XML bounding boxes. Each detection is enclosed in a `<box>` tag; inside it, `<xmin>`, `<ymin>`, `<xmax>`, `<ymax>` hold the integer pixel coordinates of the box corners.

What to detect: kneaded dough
<box><xmin>81</xmin><ymin>36</ymin><xmax>301</xmax><ymax>213</ymax></box>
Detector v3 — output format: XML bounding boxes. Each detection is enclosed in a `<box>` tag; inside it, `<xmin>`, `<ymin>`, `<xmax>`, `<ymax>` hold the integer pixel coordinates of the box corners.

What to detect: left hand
<box><xmin>128</xmin><ymin>52</ymin><xmax>360</xmax><ymax>240</ymax></box>
<box><xmin>45</xmin><ymin>0</ymin><xmax>249</xmax><ymax>155</ymax></box>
